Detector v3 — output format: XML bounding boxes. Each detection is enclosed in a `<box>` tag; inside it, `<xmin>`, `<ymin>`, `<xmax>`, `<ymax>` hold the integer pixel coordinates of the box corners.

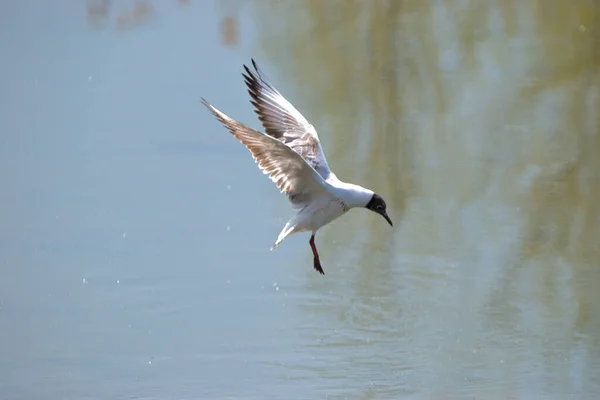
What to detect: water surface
<box><xmin>1</xmin><ymin>1</ymin><xmax>599</xmax><ymax>399</ymax></box>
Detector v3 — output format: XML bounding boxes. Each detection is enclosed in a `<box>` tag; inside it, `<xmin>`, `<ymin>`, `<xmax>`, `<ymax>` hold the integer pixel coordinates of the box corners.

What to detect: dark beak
<box><xmin>380</xmin><ymin>211</ymin><xmax>393</xmax><ymax>227</ymax></box>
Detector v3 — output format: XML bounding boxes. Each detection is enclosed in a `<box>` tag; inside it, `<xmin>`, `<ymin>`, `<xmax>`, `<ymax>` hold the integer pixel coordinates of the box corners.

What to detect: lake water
<box><xmin>1</xmin><ymin>1</ymin><xmax>599</xmax><ymax>399</ymax></box>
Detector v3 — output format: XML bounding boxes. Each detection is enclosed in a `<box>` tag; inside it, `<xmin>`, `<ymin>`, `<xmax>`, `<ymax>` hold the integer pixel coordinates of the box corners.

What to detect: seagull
<box><xmin>201</xmin><ymin>59</ymin><xmax>393</xmax><ymax>275</ymax></box>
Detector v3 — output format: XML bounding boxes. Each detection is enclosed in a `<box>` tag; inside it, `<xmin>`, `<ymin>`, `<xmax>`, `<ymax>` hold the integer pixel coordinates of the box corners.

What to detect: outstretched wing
<box><xmin>242</xmin><ymin>59</ymin><xmax>333</xmax><ymax>180</ymax></box>
<box><xmin>202</xmin><ymin>98</ymin><xmax>332</xmax><ymax>209</ymax></box>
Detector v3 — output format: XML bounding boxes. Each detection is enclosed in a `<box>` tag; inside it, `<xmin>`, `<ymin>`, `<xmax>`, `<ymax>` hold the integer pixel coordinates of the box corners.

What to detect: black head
<box><xmin>365</xmin><ymin>193</ymin><xmax>393</xmax><ymax>227</ymax></box>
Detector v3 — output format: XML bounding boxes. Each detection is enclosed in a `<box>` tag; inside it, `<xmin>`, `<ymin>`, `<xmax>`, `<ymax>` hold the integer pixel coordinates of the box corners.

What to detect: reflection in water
<box><xmin>86</xmin><ymin>0</ymin><xmax>110</xmax><ymax>29</ymax></box>
<box><xmin>115</xmin><ymin>1</ymin><xmax>155</xmax><ymax>31</ymax></box>
<box><xmin>254</xmin><ymin>0</ymin><xmax>600</xmax><ymax>397</ymax></box>
<box><xmin>86</xmin><ymin>0</ymin><xmax>156</xmax><ymax>31</ymax></box>
<box><xmin>217</xmin><ymin>0</ymin><xmax>244</xmax><ymax>47</ymax></box>
<box><xmin>86</xmin><ymin>0</ymin><xmax>241</xmax><ymax>46</ymax></box>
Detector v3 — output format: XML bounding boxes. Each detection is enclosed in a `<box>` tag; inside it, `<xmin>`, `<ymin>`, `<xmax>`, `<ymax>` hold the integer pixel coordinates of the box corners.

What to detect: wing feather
<box><xmin>201</xmin><ymin>98</ymin><xmax>331</xmax><ymax>209</ymax></box>
<box><xmin>242</xmin><ymin>59</ymin><xmax>333</xmax><ymax>180</ymax></box>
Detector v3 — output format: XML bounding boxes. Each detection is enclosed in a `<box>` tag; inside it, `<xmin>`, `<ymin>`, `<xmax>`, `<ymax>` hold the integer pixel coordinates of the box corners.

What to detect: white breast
<box><xmin>306</xmin><ymin>199</ymin><xmax>348</xmax><ymax>232</ymax></box>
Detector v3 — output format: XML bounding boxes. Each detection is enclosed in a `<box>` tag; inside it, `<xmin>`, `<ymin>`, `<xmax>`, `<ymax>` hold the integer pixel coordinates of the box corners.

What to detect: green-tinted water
<box><xmin>1</xmin><ymin>1</ymin><xmax>598</xmax><ymax>399</ymax></box>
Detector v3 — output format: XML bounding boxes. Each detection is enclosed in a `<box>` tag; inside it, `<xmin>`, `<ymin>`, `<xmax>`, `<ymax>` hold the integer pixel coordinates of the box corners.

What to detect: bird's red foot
<box><xmin>313</xmin><ymin>257</ymin><xmax>325</xmax><ymax>275</ymax></box>
<box><xmin>309</xmin><ymin>234</ymin><xmax>325</xmax><ymax>275</ymax></box>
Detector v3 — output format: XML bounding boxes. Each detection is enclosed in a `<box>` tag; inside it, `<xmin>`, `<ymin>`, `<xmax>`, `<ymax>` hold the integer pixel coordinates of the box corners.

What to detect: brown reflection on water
<box><xmin>86</xmin><ymin>0</ymin><xmax>155</xmax><ymax>30</ymax></box>
<box><xmin>254</xmin><ymin>0</ymin><xmax>600</xmax><ymax>397</ymax></box>
<box><xmin>86</xmin><ymin>0</ymin><xmax>241</xmax><ymax>46</ymax></box>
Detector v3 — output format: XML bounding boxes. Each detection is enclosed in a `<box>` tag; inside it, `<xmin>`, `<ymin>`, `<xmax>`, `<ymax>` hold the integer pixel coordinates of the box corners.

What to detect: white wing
<box><xmin>202</xmin><ymin>99</ymin><xmax>332</xmax><ymax>209</ymax></box>
<box><xmin>242</xmin><ymin>59</ymin><xmax>333</xmax><ymax>180</ymax></box>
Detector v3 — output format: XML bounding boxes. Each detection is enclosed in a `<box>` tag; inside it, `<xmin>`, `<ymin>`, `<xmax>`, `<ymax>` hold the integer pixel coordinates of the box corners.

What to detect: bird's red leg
<box><xmin>309</xmin><ymin>234</ymin><xmax>324</xmax><ymax>275</ymax></box>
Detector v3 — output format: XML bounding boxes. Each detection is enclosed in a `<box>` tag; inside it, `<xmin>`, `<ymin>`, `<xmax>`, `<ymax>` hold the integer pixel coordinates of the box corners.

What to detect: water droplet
<box><xmin>226</xmin><ymin>226</ymin><xmax>231</xmax><ymax>232</ymax></box>
<box><xmin>226</xmin><ymin>184</ymin><xmax>232</xmax><ymax>190</ymax></box>
<box><xmin>82</xmin><ymin>278</ymin><xmax>88</xmax><ymax>284</ymax></box>
<box><xmin>122</xmin><ymin>232</ymin><xmax>127</xmax><ymax>238</ymax></box>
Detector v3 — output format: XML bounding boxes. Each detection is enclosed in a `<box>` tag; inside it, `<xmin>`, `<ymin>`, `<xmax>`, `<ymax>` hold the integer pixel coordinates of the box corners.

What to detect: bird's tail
<box><xmin>270</xmin><ymin>219</ymin><xmax>297</xmax><ymax>251</ymax></box>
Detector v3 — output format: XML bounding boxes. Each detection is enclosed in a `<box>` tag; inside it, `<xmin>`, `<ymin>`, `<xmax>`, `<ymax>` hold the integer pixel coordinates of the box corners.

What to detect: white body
<box><xmin>272</xmin><ymin>175</ymin><xmax>373</xmax><ymax>249</ymax></box>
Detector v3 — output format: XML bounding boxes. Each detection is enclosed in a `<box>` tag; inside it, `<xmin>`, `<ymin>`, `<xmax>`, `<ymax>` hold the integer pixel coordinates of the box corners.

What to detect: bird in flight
<box><xmin>201</xmin><ymin>59</ymin><xmax>393</xmax><ymax>275</ymax></box>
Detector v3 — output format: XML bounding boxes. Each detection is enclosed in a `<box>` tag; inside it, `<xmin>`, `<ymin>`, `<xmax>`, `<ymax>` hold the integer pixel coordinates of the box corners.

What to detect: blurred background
<box><xmin>1</xmin><ymin>0</ymin><xmax>599</xmax><ymax>399</ymax></box>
